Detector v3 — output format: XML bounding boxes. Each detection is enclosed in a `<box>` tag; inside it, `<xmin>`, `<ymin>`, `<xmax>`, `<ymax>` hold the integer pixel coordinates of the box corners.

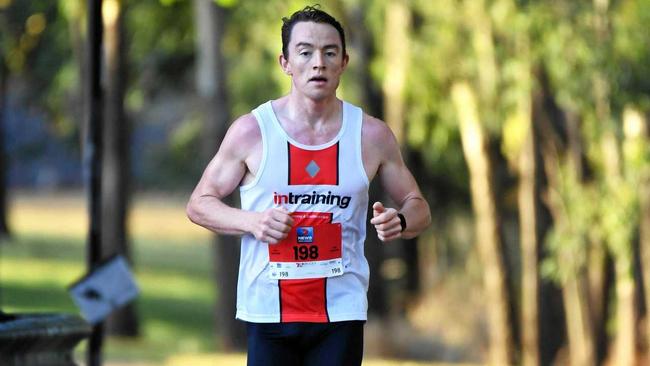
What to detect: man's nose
<box><xmin>312</xmin><ymin>52</ymin><xmax>325</xmax><ymax>69</ymax></box>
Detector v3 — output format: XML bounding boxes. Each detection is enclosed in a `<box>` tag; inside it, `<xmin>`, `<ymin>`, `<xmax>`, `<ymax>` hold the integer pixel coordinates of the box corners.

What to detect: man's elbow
<box><xmin>423</xmin><ymin>205</ymin><xmax>432</xmax><ymax>228</ymax></box>
<box><xmin>186</xmin><ymin>198</ymin><xmax>202</xmax><ymax>225</ymax></box>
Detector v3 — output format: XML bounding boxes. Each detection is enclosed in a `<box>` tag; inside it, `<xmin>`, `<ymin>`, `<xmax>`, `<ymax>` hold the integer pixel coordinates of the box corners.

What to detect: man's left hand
<box><xmin>370</xmin><ymin>201</ymin><xmax>402</xmax><ymax>242</ymax></box>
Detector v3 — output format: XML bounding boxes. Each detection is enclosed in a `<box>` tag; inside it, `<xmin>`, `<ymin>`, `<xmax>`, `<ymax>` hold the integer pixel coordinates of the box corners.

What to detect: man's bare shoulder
<box><xmin>227</xmin><ymin>113</ymin><xmax>261</xmax><ymax>140</ymax></box>
<box><xmin>221</xmin><ymin>113</ymin><xmax>262</xmax><ymax>157</ymax></box>
<box><xmin>361</xmin><ymin>113</ymin><xmax>399</xmax><ymax>151</ymax></box>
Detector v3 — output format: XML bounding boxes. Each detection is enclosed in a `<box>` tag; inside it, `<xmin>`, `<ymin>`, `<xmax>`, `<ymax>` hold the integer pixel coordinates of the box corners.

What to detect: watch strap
<box><xmin>397</xmin><ymin>213</ymin><xmax>407</xmax><ymax>232</ymax></box>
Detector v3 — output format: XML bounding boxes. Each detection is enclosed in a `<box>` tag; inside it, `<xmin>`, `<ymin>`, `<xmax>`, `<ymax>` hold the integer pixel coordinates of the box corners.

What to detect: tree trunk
<box><xmin>452</xmin><ymin>82</ymin><xmax>514</xmax><ymax>366</ymax></box>
<box><xmin>592</xmin><ymin>1</ymin><xmax>638</xmax><ymax>363</ymax></box>
<box><xmin>562</xmin><ymin>273</ymin><xmax>596</xmax><ymax>366</ymax></box>
<box><xmin>565</xmin><ymin>107</ymin><xmax>609</xmax><ymax>363</ymax></box>
<box><xmin>504</xmin><ymin>34</ymin><xmax>539</xmax><ymax>366</ymax></box>
<box><xmin>641</xmin><ymin>172</ymin><xmax>650</xmax><ymax>359</ymax></box>
<box><xmin>532</xmin><ymin>71</ymin><xmax>567</xmax><ymax>366</ymax></box>
<box><xmin>587</xmin><ymin>236</ymin><xmax>608</xmax><ymax>363</ymax></box>
<box><xmin>101</xmin><ymin>0</ymin><xmax>139</xmax><ymax>337</ymax></box>
<box><xmin>613</xmin><ymin>256</ymin><xmax>636</xmax><ymax>366</ymax></box>
<box><xmin>538</xmin><ymin>111</ymin><xmax>597</xmax><ymax>366</ymax></box>
<box><xmin>382</xmin><ymin>0</ymin><xmax>409</xmax><ymax>145</ymax></box>
<box><xmin>636</xmin><ymin>105</ymin><xmax>650</xmax><ymax>362</ymax></box>
<box><xmin>345</xmin><ymin>1</ymin><xmax>386</xmax><ymax>317</ymax></box>
<box><xmin>519</xmin><ymin>123</ymin><xmax>539</xmax><ymax>366</ymax></box>
<box><xmin>84</xmin><ymin>0</ymin><xmax>105</xmax><ymax>364</ymax></box>
<box><xmin>102</xmin><ymin>0</ymin><xmax>139</xmax><ymax>337</ymax></box>
<box><xmin>194</xmin><ymin>0</ymin><xmax>245</xmax><ymax>351</ymax></box>
<box><xmin>380</xmin><ymin>0</ymin><xmax>419</xmax><ymax>318</ymax></box>
<box><xmin>464</xmin><ymin>0</ymin><xmax>497</xmax><ymax>107</ymax></box>
<box><xmin>0</xmin><ymin>60</ymin><xmax>10</xmax><ymax>239</ymax></box>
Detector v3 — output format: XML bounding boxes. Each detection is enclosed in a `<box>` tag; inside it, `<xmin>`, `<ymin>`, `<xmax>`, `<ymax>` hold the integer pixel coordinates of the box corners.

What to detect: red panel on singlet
<box><xmin>288</xmin><ymin>142</ymin><xmax>339</xmax><ymax>185</ymax></box>
<box><xmin>279</xmin><ymin>278</ymin><xmax>328</xmax><ymax>322</ymax></box>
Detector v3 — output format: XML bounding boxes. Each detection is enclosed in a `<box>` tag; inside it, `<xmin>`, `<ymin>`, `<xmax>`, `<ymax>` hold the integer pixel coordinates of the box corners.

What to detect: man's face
<box><xmin>280</xmin><ymin>21</ymin><xmax>348</xmax><ymax>101</ymax></box>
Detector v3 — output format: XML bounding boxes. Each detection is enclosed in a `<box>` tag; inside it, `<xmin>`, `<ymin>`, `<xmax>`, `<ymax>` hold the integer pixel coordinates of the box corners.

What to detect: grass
<box><xmin>1</xmin><ymin>192</ymin><xmax>215</xmax><ymax>364</ymax></box>
<box><xmin>0</xmin><ymin>192</ymin><xmax>479</xmax><ymax>366</ymax></box>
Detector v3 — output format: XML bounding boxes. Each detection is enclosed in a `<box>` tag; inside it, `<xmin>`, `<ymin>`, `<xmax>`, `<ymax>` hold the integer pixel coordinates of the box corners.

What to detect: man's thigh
<box><xmin>246</xmin><ymin>321</ymin><xmax>364</xmax><ymax>366</ymax></box>
<box><xmin>303</xmin><ymin>321</ymin><xmax>364</xmax><ymax>366</ymax></box>
<box><xmin>246</xmin><ymin>322</ymin><xmax>302</xmax><ymax>366</ymax></box>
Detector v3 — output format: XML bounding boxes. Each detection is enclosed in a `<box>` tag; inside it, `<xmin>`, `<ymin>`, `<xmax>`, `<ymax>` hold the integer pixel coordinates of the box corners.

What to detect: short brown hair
<box><xmin>281</xmin><ymin>5</ymin><xmax>346</xmax><ymax>59</ymax></box>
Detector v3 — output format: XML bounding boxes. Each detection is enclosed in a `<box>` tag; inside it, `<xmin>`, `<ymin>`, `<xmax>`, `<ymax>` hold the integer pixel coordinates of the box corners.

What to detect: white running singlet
<box><xmin>236</xmin><ymin>100</ymin><xmax>370</xmax><ymax>323</ymax></box>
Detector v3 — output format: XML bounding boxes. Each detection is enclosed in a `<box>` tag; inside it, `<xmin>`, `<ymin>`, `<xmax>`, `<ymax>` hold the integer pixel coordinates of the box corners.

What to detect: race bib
<box><xmin>268</xmin><ymin>212</ymin><xmax>343</xmax><ymax>280</ymax></box>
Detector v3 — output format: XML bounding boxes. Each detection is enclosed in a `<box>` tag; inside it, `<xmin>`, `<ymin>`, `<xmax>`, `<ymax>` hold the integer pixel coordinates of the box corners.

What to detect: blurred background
<box><xmin>1</xmin><ymin>0</ymin><xmax>649</xmax><ymax>365</ymax></box>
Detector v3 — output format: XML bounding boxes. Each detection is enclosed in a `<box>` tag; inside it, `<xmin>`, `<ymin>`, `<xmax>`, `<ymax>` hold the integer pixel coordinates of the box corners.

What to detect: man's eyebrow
<box><xmin>294</xmin><ymin>42</ymin><xmax>340</xmax><ymax>50</ymax></box>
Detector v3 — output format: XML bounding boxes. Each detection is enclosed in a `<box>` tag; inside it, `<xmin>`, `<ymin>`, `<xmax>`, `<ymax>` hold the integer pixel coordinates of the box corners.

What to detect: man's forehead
<box><xmin>290</xmin><ymin>21</ymin><xmax>341</xmax><ymax>47</ymax></box>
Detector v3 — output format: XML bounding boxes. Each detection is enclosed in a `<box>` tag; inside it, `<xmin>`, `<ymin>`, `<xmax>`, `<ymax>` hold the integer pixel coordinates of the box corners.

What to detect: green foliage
<box><xmin>598</xmin><ymin>107</ymin><xmax>650</xmax><ymax>274</ymax></box>
<box><xmin>530</xmin><ymin>1</ymin><xmax>596</xmax><ymax>113</ymax></box>
<box><xmin>222</xmin><ymin>0</ymin><xmax>285</xmax><ymax>115</ymax></box>
<box><xmin>541</xmin><ymin>163</ymin><xmax>599</xmax><ymax>284</ymax></box>
<box><xmin>1</xmin><ymin>0</ymin><xmax>77</xmax><ymax>140</ymax></box>
<box><xmin>3</xmin><ymin>0</ymin><xmax>650</xmax><ymax>301</ymax></box>
<box><xmin>127</xmin><ymin>0</ymin><xmax>195</xmax><ymax>92</ymax></box>
<box><xmin>600</xmin><ymin>180</ymin><xmax>638</xmax><ymax>269</ymax></box>
<box><xmin>403</xmin><ymin>0</ymin><xmax>470</xmax><ymax>189</ymax></box>
<box><xmin>611</xmin><ymin>0</ymin><xmax>650</xmax><ymax>109</ymax></box>
<box><xmin>531</xmin><ymin>0</ymin><xmax>650</xmax><ymax>288</ymax></box>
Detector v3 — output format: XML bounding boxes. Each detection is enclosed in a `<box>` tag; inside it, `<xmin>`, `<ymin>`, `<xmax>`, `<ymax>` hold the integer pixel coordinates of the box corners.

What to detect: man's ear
<box><xmin>279</xmin><ymin>54</ymin><xmax>292</xmax><ymax>75</ymax></box>
<box><xmin>341</xmin><ymin>53</ymin><xmax>350</xmax><ymax>71</ymax></box>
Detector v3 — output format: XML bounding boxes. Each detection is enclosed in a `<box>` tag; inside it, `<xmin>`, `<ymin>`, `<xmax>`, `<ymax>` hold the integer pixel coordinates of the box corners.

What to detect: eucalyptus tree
<box><xmin>409</xmin><ymin>0</ymin><xmax>517</xmax><ymax>363</ymax></box>
<box><xmin>537</xmin><ymin>0</ymin><xmax>650</xmax><ymax>364</ymax></box>
<box><xmin>611</xmin><ymin>0</ymin><xmax>650</xmax><ymax>357</ymax></box>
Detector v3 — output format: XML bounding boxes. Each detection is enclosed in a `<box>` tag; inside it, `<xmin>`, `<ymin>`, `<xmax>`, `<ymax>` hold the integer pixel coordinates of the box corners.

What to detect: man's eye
<box><xmin>326</xmin><ymin>52</ymin><xmax>337</xmax><ymax>57</ymax></box>
<box><xmin>300</xmin><ymin>51</ymin><xmax>311</xmax><ymax>56</ymax></box>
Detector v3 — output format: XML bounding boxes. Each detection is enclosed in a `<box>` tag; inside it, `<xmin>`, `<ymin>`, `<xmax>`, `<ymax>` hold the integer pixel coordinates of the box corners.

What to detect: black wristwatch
<box><xmin>397</xmin><ymin>213</ymin><xmax>407</xmax><ymax>232</ymax></box>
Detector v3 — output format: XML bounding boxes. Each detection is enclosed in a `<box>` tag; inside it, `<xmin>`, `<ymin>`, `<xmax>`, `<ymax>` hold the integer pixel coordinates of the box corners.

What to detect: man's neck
<box><xmin>285</xmin><ymin>92</ymin><xmax>340</xmax><ymax>126</ymax></box>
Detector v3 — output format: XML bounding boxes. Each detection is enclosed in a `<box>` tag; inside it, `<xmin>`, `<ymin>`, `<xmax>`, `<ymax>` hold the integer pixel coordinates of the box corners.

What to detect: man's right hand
<box><xmin>252</xmin><ymin>207</ymin><xmax>294</xmax><ymax>244</ymax></box>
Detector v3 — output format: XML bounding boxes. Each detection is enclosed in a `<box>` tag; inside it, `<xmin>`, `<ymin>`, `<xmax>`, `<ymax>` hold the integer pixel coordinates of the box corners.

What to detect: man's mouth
<box><xmin>309</xmin><ymin>76</ymin><xmax>328</xmax><ymax>83</ymax></box>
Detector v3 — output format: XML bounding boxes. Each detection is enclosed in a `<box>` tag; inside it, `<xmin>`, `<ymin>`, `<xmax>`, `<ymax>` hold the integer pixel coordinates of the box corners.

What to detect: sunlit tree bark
<box><xmin>515</xmin><ymin>69</ymin><xmax>539</xmax><ymax>366</ymax></box>
<box><xmin>563</xmin><ymin>273</ymin><xmax>596</xmax><ymax>366</ymax></box>
<box><xmin>460</xmin><ymin>1</ymin><xmax>515</xmax><ymax>363</ymax></box>
<box><xmin>382</xmin><ymin>0</ymin><xmax>409</xmax><ymax>145</ymax></box>
<box><xmin>592</xmin><ymin>1</ymin><xmax>636</xmax><ymax>364</ymax></box>
<box><xmin>519</xmin><ymin>123</ymin><xmax>539</xmax><ymax>366</ymax></box>
<box><xmin>639</xmin><ymin>109</ymin><xmax>650</xmax><ymax>358</ymax></box>
<box><xmin>452</xmin><ymin>82</ymin><xmax>514</xmax><ymax>366</ymax></box>
<box><xmin>618</xmin><ymin>105</ymin><xmax>647</xmax><ymax>366</ymax></box>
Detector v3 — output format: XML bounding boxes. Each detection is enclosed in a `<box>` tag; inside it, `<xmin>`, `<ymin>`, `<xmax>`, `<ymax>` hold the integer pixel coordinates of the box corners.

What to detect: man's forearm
<box><xmin>186</xmin><ymin>194</ymin><xmax>255</xmax><ymax>236</ymax></box>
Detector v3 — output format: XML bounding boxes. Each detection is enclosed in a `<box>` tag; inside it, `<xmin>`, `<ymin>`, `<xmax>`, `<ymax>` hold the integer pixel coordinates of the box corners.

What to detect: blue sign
<box><xmin>297</xmin><ymin>226</ymin><xmax>314</xmax><ymax>243</ymax></box>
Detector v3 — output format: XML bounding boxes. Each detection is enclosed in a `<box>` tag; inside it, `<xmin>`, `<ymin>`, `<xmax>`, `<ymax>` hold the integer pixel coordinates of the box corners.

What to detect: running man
<box><xmin>187</xmin><ymin>5</ymin><xmax>431</xmax><ymax>366</ymax></box>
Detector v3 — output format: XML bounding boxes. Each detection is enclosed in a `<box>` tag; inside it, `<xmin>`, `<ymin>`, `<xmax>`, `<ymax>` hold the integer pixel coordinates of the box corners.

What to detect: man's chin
<box><xmin>302</xmin><ymin>90</ymin><xmax>333</xmax><ymax>101</ymax></box>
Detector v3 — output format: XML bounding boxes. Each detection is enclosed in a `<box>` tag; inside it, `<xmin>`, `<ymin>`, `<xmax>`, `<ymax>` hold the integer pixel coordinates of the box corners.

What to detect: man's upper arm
<box><xmin>370</xmin><ymin>119</ymin><xmax>423</xmax><ymax>207</ymax></box>
<box><xmin>192</xmin><ymin>114</ymin><xmax>260</xmax><ymax>199</ymax></box>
